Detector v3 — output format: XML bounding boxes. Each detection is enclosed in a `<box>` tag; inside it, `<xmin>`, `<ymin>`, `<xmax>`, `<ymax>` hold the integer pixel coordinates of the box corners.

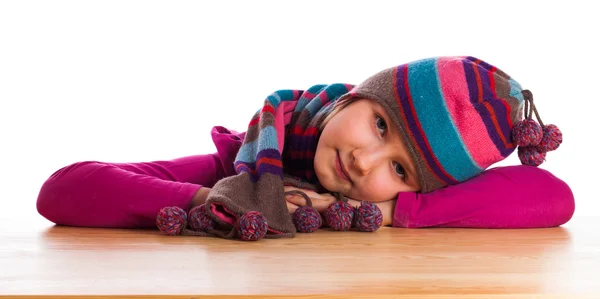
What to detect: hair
<box><xmin>319</xmin><ymin>97</ymin><xmax>358</xmax><ymax>131</ymax></box>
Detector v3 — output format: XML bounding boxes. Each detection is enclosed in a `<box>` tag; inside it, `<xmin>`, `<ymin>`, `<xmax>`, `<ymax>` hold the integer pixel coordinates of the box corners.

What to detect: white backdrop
<box><xmin>1</xmin><ymin>0</ymin><xmax>597</xmax><ymax>222</ymax></box>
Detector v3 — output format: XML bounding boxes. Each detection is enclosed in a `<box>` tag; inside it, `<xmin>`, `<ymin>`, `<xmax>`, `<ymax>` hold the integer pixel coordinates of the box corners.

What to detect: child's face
<box><xmin>315</xmin><ymin>98</ymin><xmax>421</xmax><ymax>202</ymax></box>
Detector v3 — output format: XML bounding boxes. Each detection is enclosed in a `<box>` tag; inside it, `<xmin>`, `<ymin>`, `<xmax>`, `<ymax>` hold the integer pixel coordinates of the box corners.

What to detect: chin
<box><xmin>314</xmin><ymin>170</ymin><xmax>333</xmax><ymax>191</ymax></box>
<box><xmin>321</xmin><ymin>180</ymin><xmax>338</xmax><ymax>193</ymax></box>
<box><xmin>314</xmin><ymin>168</ymin><xmax>337</xmax><ymax>193</ymax></box>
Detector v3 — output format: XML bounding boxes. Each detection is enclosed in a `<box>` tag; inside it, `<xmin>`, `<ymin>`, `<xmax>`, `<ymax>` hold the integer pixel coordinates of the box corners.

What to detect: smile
<box><xmin>335</xmin><ymin>151</ymin><xmax>351</xmax><ymax>183</ymax></box>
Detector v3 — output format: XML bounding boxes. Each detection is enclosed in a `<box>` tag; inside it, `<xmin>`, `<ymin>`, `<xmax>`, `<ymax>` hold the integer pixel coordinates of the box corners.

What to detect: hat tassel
<box><xmin>511</xmin><ymin>90</ymin><xmax>563</xmax><ymax>166</ymax></box>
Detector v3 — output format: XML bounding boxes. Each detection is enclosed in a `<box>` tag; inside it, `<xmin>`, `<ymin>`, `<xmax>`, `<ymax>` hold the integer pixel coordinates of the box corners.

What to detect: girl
<box><xmin>36</xmin><ymin>56</ymin><xmax>574</xmax><ymax>237</ymax></box>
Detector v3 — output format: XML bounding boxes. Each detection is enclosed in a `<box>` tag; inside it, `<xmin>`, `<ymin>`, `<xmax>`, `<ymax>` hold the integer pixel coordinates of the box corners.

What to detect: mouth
<box><xmin>335</xmin><ymin>150</ymin><xmax>352</xmax><ymax>183</ymax></box>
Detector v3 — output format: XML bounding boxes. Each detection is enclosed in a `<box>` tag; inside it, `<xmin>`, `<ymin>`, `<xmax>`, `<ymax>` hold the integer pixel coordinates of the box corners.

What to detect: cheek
<box><xmin>337</xmin><ymin>119</ymin><xmax>375</xmax><ymax>145</ymax></box>
<box><xmin>314</xmin><ymin>140</ymin><xmax>331</xmax><ymax>173</ymax></box>
<box><xmin>356</xmin><ymin>172</ymin><xmax>399</xmax><ymax>202</ymax></box>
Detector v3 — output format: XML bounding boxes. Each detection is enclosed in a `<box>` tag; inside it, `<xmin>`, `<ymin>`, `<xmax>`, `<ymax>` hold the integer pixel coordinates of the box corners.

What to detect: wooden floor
<box><xmin>1</xmin><ymin>213</ymin><xmax>598</xmax><ymax>298</ymax></box>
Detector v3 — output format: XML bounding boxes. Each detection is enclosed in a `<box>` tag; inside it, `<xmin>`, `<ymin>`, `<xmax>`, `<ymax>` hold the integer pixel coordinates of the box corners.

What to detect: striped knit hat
<box><xmin>339</xmin><ymin>56</ymin><xmax>562</xmax><ymax>193</ymax></box>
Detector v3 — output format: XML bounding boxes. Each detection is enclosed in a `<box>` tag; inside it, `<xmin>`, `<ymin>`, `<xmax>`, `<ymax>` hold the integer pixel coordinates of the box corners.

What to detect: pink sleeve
<box><xmin>393</xmin><ymin>165</ymin><xmax>575</xmax><ymax>228</ymax></box>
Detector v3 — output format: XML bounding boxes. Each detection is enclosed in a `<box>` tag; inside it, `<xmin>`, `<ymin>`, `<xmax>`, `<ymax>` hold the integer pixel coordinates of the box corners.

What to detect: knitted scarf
<box><xmin>204</xmin><ymin>83</ymin><xmax>354</xmax><ymax>239</ymax></box>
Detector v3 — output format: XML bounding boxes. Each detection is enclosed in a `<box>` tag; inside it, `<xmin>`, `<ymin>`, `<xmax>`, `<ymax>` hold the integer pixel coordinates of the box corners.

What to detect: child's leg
<box><xmin>36</xmin><ymin>154</ymin><xmax>228</xmax><ymax>229</ymax></box>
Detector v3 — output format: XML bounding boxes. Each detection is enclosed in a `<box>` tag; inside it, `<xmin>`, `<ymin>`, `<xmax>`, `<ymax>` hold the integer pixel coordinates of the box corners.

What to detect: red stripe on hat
<box><xmin>473</xmin><ymin>62</ymin><xmax>484</xmax><ymax>103</ymax></box>
<box><xmin>489</xmin><ymin>66</ymin><xmax>497</xmax><ymax>96</ymax></box>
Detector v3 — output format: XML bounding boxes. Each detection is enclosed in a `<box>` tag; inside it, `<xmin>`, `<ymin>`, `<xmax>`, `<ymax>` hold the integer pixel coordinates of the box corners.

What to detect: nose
<box><xmin>350</xmin><ymin>146</ymin><xmax>383</xmax><ymax>176</ymax></box>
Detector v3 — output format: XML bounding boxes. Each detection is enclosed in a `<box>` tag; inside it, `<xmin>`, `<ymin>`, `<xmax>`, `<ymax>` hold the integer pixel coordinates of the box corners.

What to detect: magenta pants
<box><xmin>36</xmin><ymin>154</ymin><xmax>227</xmax><ymax>228</ymax></box>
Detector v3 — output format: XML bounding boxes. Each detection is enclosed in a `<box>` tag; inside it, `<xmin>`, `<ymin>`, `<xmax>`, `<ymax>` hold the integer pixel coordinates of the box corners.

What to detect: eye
<box><xmin>376</xmin><ymin>114</ymin><xmax>408</xmax><ymax>182</ymax></box>
<box><xmin>375</xmin><ymin>115</ymin><xmax>387</xmax><ymax>136</ymax></box>
<box><xmin>394</xmin><ymin>162</ymin><xmax>406</xmax><ymax>179</ymax></box>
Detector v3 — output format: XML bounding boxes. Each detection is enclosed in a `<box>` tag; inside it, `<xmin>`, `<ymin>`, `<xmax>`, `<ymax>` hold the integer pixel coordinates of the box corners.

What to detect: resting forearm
<box><xmin>192</xmin><ymin>187</ymin><xmax>212</xmax><ymax>207</ymax></box>
<box><xmin>392</xmin><ymin>166</ymin><xmax>574</xmax><ymax>229</ymax></box>
<box><xmin>376</xmin><ymin>200</ymin><xmax>395</xmax><ymax>226</ymax></box>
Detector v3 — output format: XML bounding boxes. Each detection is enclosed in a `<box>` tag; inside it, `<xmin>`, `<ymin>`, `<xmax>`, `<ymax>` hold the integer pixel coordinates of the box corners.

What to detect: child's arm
<box><xmin>392</xmin><ymin>165</ymin><xmax>574</xmax><ymax>229</ymax></box>
<box><xmin>37</xmin><ymin>155</ymin><xmax>224</xmax><ymax>229</ymax></box>
<box><xmin>192</xmin><ymin>187</ymin><xmax>212</xmax><ymax>207</ymax></box>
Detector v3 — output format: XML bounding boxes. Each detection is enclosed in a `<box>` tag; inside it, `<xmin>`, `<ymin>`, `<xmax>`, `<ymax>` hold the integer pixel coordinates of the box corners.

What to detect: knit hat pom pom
<box><xmin>325</xmin><ymin>201</ymin><xmax>354</xmax><ymax>231</ymax></box>
<box><xmin>536</xmin><ymin>124</ymin><xmax>563</xmax><ymax>152</ymax></box>
<box><xmin>512</xmin><ymin>119</ymin><xmax>543</xmax><ymax>147</ymax></box>
<box><xmin>188</xmin><ymin>204</ymin><xmax>216</xmax><ymax>232</ymax></box>
<box><xmin>285</xmin><ymin>189</ymin><xmax>323</xmax><ymax>233</ymax></box>
<box><xmin>156</xmin><ymin>206</ymin><xmax>187</xmax><ymax>236</ymax></box>
<box><xmin>293</xmin><ymin>206</ymin><xmax>322</xmax><ymax>233</ymax></box>
<box><xmin>518</xmin><ymin>145</ymin><xmax>547</xmax><ymax>166</ymax></box>
<box><xmin>236</xmin><ymin>211</ymin><xmax>268</xmax><ymax>241</ymax></box>
<box><xmin>353</xmin><ymin>201</ymin><xmax>383</xmax><ymax>232</ymax></box>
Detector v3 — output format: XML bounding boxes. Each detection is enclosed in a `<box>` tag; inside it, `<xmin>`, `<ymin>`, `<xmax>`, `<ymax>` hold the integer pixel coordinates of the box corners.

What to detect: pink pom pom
<box><xmin>188</xmin><ymin>204</ymin><xmax>216</xmax><ymax>232</ymax></box>
<box><xmin>353</xmin><ymin>201</ymin><xmax>383</xmax><ymax>232</ymax></box>
<box><xmin>156</xmin><ymin>206</ymin><xmax>187</xmax><ymax>236</ymax></box>
<box><xmin>293</xmin><ymin>206</ymin><xmax>322</xmax><ymax>233</ymax></box>
<box><xmin>512</xmin><ymin>119</ymin><xmax>543</xmax><ymax>147</ymax></box>
<box><xmin>236</xmin><ymin>211</ymin><xmax>267</xmax><ymax>241</ymax></box>
<box><xmin>536</xmin><ymin>124</ymin><xmax>562</xmax><ymax>152</ymax></box>
<box><xmin>325</xmin><ymin>201</ymin><xmax>354</xmax><ymax>231</ymax></box>
<box><xmin>518</xmin><ymin>146</ymin><xmax>546</xmax><ymax>166</ymax></box>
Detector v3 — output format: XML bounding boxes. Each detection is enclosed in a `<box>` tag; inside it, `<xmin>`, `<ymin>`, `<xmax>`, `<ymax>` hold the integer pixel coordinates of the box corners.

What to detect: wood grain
<box><xmin>1</xmin><ymin>215</ymin><xmax>597</xmax><ymax>298</ymax></box>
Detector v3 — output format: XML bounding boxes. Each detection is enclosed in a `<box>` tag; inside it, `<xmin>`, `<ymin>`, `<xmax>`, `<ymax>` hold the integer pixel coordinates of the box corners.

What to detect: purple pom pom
<box><xmin>236</xmin><ymin>211</ymin><xmax>267</xmax><ymax>241</ymax></box>
<box><xmin>536</xmin><ymin>124</ymin><xmax>562</xmax><ymax>152</ymax></box>
<box><xmin>156</xmin><ymin>206</ymin><xmax>187</xmax><ymax>236</ymax></box>
<box><xmin>325</xmin><ymin>201</ymin><xmax>354</xmax><ymax>231</ymax></box>
<box><xmin>518</xmin><ymin>146</ymin><xmax>546</xmax><ymax>166</ymax></box>
<box><xmin>188</xmin><ymin>204</ymin><xmax>216</xmax><ymax>232</ymax></box>
<box><xmin>512</xmin><ymin>119</ymin><xmax>543</xmax><ymax>147</ymax></box>
<box><xmin>353</xmin><ymin>201</ymin><xmax>383</xmax><ymax>232</ymax></box>
<box><xmin>293</xmin><ymin>206</ymin><xmax>322</xmax><ymax>233</ymax></box>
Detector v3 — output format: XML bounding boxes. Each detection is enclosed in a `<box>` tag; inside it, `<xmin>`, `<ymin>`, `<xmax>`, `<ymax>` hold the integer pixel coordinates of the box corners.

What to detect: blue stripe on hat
<box><xmin>407</xmin><ymin>58</ymin><xmax>483</xmax><ymax>181</ymax></box>
<box><xmin>509</xmin><ymin>78</ymin><xmax>524</xmax><ymax>103</ymax></box>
